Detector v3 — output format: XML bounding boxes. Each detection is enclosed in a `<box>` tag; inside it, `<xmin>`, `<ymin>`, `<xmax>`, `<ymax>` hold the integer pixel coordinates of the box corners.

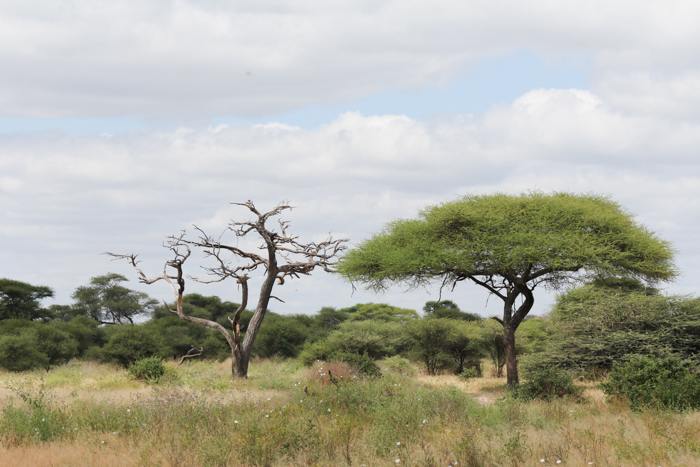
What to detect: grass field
<box><xmin>0</xmin><ymin>359</ymin><xmax>698</xmax><ymax>466</ymax></box>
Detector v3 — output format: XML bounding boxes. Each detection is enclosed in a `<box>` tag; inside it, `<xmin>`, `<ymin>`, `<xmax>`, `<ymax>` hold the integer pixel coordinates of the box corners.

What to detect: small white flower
<box><xmin>422</xmin><ymin>419</ymin><xmax>428</xmax><ymax>424</ymax></box>
<box><xmin>42</xmin><ymin>418</ymin><xmax>45</xmax><ymax>422</ymax></box>
<box><xmin>556</xmin><ymin>461</ymin><xmax>562</xmax><ymax>464</ymax></box>
<box><xmin>395</xmin><ymin>459</ymin><xmax>400</xmax><ymax>463</ymax></box>
<box><xmin>267</xmin><ymin>398</ymin><xmax>271</xmax><ymax>401</ymax></box>
<box><xmin>101</xmin><ymin>441</ymin><xmax>105</xmax><ymax>444</ymax></box>
<box><xmin>126</xmin><ymin>409</ymin><xmax>131</xmax><ymax>413</ymax></box>
<box><xmin>328</xmin><ymin>408</ymin><xmax>331</xmax><ymax>412</ymax></box>
<box><xmin>234</xmin><ymin>420</ymin><xmax>239</xmax><ymax>424</ymax></box>
<box><xmin>265</xmin><ymin>415</ymin><xmax>269</xmax><ymax>418</ymax></box>
<box><xmin>396</xmin><ymin>442</ymin><xmax>401</xmax><ymax>446</ymax></box>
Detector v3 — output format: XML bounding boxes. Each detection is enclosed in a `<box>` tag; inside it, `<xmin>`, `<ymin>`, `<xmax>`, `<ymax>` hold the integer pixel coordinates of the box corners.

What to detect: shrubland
<box><xmin>0</xmin><ymin>358</ymin><xmax>698</xmax><ymax>466</ymax></box>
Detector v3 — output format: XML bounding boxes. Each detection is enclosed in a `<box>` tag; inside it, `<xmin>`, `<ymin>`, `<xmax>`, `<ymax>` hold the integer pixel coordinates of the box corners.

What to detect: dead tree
<box><xmin>108</xmin><ymin>201</ymin><xmax>347</xmax><ymax>379</ymax></box>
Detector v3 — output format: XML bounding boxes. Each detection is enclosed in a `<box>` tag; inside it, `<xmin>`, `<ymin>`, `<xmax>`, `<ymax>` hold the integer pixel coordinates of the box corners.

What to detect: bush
<box><xmin>30</xmin><ymin>325</ymin><xmax>79</xmax><ymax>370</ymax></box>
<box><xmin>332</xmin><ymin>352</ymin><xmax>381</xmax><ymax>378</ymax></box>
<box><xmin>324</xmin><ymin>320</ymin><xmax>407</xmax><ymax>359</ymax></box>
<box><xmin>381</xmin><ymin>356</ymin><xmax>417</xmax><ymax>376</ymax></box>
<box><xmin>601</xmin><ymin>355</ymin><xmax>700</xmax><ymax>411</ymax></box>
<box><xmin>101</xmin><ymin>325</ymin><xmax>161</xmax><ymax>367</ymax></box>
<box><xmin>297</xmin><ymin>339</ymin><xmax>337</xmax><ymax>366</ymax></box>
<box><xmin>458</xmin><ymin>360</ymin><xmax>483</xmax><ymax>380</ymax></box>
<box><xmin>0</xmin><ymin>334</ymin><xmax>48</xmax><ymax>371</ymax></box>
<box><xmin>523</xmin><ymin>282</ymin><xmax>700</xmax><ymax>376</ymax></box>
<box><xmin>128</xmin><ymin>357</ymin><xmax>166</xmax><ymax>383</ymax></box>
<box><xmin>512</xmin><ymin>367</ymin><xmax>582</xmax><ymax>401</ymax></box>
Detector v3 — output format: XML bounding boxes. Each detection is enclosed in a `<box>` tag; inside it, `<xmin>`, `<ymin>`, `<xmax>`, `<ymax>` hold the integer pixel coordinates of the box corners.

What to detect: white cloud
<box><xmin>1</xmin><ymin>89</ymin><xmax>698</xmax><ymax>314</ymax></box>
<box><xmin>2</xmin><ymin>1</ymin><xmax>700</xmax><ymax>119</ymax></box>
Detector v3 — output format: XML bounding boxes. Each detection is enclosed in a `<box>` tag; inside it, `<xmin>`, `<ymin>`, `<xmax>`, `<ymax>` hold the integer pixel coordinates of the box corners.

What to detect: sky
<box><xmin>2</xmin><ymin>0</ymin><xmax>699</xmax><ymax>318</ymax></box>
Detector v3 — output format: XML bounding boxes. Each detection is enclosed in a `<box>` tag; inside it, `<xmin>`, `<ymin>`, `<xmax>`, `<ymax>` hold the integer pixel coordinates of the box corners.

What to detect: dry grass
<box><xmin>0</xmin><ymin>438</ymin><xmax>140</xmax><ymax>466</ymax></box>
<box><xmin>0</xmin><ymin>359</ymin><xmax>698</xmax><ymax>466</ymax></box>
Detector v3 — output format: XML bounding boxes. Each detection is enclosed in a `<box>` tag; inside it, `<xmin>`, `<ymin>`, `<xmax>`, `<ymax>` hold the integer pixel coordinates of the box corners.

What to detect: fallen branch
<box><xmin>177</xmin><ymin>345</ymin><xmax>204</xmax><ymax>366</ymax></box>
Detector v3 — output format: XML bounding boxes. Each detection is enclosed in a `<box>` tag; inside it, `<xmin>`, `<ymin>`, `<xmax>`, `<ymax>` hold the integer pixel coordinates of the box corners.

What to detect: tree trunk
<box><xmin>231</xmin><ymin>347</ymin><xmax>249</xmax><ymax>379</ymax></box>
<box><xmin>503</xmin><ymin>322</ymin><xmax>519</xmax><ymax>385</ymax></box>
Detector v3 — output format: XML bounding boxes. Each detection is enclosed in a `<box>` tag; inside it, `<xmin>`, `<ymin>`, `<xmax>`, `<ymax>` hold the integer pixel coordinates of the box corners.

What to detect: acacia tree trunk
<box><xmin>503</xmin><ymin>322</ymin><xmax>519</xmax><ymax>385</ymax></box>
<box><xmin>500</xmin><ymin>283</ymin><xmax>534</xmax><ymax>386</ymax></box>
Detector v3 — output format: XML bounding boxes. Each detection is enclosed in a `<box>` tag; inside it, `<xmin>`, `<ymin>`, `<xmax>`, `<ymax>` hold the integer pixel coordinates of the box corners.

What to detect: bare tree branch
<box><xmin>107</xmin><ymin>200</ymin><xmax>347</xmax><ymax>379</ymax></box>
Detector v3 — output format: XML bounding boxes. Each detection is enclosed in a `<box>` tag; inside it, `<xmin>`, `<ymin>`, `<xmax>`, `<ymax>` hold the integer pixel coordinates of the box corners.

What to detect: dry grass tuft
<box><xmin>0</xmin><ymin>439</ymin><xmax>140</xmax><ymax>466</ymax></box>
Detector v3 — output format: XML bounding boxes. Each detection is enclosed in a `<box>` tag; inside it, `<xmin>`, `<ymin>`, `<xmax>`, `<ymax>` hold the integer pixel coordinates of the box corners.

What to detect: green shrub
<box><xmin>332</xmin><ymin>352</ymin><xmax>381</xmax><ymax>378</ymax></box>
<box><xmin>30</xmin><ymin>325</ymin><xmax>79</xmax><ymax>370</ymax></box>
<box><xmin>128</xmin><ymin>356</ymin><xmax>166</xmax><ymax>383</ymax></box>
<box><xmin>381</xmin><ymin>356</ymin><xmax>417</xmax><ymax>376</ymax></box>
<box><xmin>458</xmin><ymin>361</ymin><xmax>483</xmax><ymax>380</ymax></box>
<box><xmin>0</xmin><ymin>334</ymin><xmax>48</xmax><ymax>371</ymax></box>
<box><xmin>101</xmin><ymin>325</ymin><xmax>161</xmax><ymax>367</ymax></box>
<box><xmin>601</xmin><ymin>355</ymin><xmax>700</xmax><ymax>411</ymax></box>
<box><xmin>512</xmin><ymin>366</ymin><xmax>582</xmax><ymax>401</ymax></box>
<box><xmin>298</xmin><ymin>339</ymin><xmax>336</xmax><ymax>366</ymax></box>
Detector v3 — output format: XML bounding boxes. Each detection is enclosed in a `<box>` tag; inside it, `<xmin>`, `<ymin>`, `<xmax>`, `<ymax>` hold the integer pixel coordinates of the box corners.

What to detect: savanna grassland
<box><xmin>0</xmin><ymin>359</ymin><xmax>698</xmax><ymax>467</ymax></box>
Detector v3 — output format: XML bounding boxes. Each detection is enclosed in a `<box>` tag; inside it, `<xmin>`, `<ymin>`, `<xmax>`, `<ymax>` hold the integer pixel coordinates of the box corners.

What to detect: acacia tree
<box><xmin>72</xmin><ymin>273</ymin><xmax>157</xmax><ymax>325</ymax></box>
<box><xmin>0</xmin><ymin>279</ymin><xmax>54</xmax><ymax>321</ymax></box>
<box><xmin>109</xmin><ymin>201</ymin><xmax>346</xmax><ymax>378</ymax></box>
<box><xmin>338</xmin><ymin>192</ymin><xmax>677</xmax><ymax>385</ymax></box>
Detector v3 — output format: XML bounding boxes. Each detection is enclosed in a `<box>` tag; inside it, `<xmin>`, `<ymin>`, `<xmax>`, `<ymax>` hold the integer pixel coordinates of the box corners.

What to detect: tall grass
<box><xmin>0</xmin><ymin>359</ymin><xmax>698</xmax><ymax>466</ymax></box>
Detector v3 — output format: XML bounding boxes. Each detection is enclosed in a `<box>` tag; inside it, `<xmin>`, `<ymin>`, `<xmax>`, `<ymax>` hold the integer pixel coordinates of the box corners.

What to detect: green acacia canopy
<box><xmin>339</xmin><ymin>192</ymin><xmax>677</xmax><ymax>293</ymax></box>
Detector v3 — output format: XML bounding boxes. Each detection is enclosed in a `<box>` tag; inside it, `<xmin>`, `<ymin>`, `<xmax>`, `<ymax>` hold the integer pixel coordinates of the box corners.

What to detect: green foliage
<box><xmin>339</xmin><ymin>192</ymin><xmax>677</xmax><ymax>385</ymax></box>
<box><xmin>45</xmin><ymin>304</ymin><xmax>83</xmax><ymax>322</ymax></box>
<box><xmin>71</xmin><ymin>273</ymin><xmax>157</xmax><ymax>325</ymax></box>
<box><xmin>339</xmin><ymin>192</ymin><xmax>677</xmax><ymax>290</ymax></box>
<box><xmin>458</xmin><ymin>365</ymin><xmax>482</xmax><ymax>380</ymax></box>
<box><xmin>0</xmin><ymin>333</ymin><xmax>49</xmax><ymax>371</ymax></box>
<box><xmin>297</xmin><ymin>339</ymin><xmax>336</xmax><ymax>366</ymax></box>
<box><xmin>423</xmin><ymin>300</ymin><xmax>481</xmax><ymax>321</ymax></box>
<box><xmin>101</xmin><ymin>325</ymin><xmax>162</xmax><ymax>367</ymax></box>
<box><xmin>0</xmin><ymin>318</ymin><xmax>38</xmax><ymax>336</ymax></box>
<box><xmin>406</xmin><ymin>318</ymin><xmax>455</xmax><ymax>374</ymax></box>
<box><xmin>481</xmin><ymin>320</ymin><xmax>507</xmax><ymax>377</ymax></box>
<box><xmin>312</xmin><ymin>306</ymin><xmax>350</xmax><ymax>332</ymax></box>
<box><xmin>342</xmin><ymin>303</ymin><xmax>419</xmax><ymax>322</ymax></box>
<box><xmin>322</xmin><ymin>319</ymin><xmax>407</xmax><ymax>359</ymax></box>
<box><xmin>523</xmin><ymin>281</ymin><xmax>700</xmax><ymax>375</ymax></box>
<box><xmin>252</xmin><ymin>314</ymin><xmax>310</xmax><ymax>358</ymax></box>
<box><xmin>143</xmin><ymin>315</ymin><xmax>210</xmax><ymax>359</ymax></box>
<box><xmin>332</xmin><ymin>352</ymin><xmax>382</xmax><ymax>378</ymax></box>
<box><xmin>128</xmin><ymin>356</ymin><xmax>166</xmax><ymax>383</ymax></box>
<box><xmin>405</xmin><ymin>318</ymin><xmax>484</xmax><ymax>375</ymax></box>
<box><xmin>511</xmin><ymin>367</ymin><xmax>583</xmax><ymax>401</ymax></box>
<box><xmin>380</xmin><ymin>355</ymin><xmax>417</xmax><ymax>376</ymax></box>
<box><xmin>515</xmin><ymin>317</ymin><xmax>550</xmax><ymax>356</ymax></box>
<box><xmin>30</xmin><ymin>325</ymin><xmax>79</xmax><ymax>370</ymax></box>
<box><xmin>0</xmin><ymin>278</ymin><xmax>54</xmax><ymax>321</ymax></box>
<box><xmin>0</xmin><ymin>321</ymin><xmax>79</xmax><ymax>371</ymax></box>
<box><xmin>201</xmin><ymin>332</ymin><xmax>231</xmax><ymax>361</ymax></box>
<box><xmin>601</xmin><ymin>356</ymin><xmax>700</xmax><ymax>411</ymax></box>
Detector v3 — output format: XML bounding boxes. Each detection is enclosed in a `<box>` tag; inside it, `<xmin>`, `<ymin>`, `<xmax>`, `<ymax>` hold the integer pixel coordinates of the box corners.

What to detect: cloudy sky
<box><xmin>2</xmin><ymin>0</ymin><xmax>699</xmax><ymax>318</ymax></box>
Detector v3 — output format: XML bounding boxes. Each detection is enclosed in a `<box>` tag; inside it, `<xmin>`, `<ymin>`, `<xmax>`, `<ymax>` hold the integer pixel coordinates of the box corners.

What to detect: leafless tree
<box><xmin>108</xmin><ymin>200</ymin><xmax>347</xmax><ymax>378</ymax></box>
